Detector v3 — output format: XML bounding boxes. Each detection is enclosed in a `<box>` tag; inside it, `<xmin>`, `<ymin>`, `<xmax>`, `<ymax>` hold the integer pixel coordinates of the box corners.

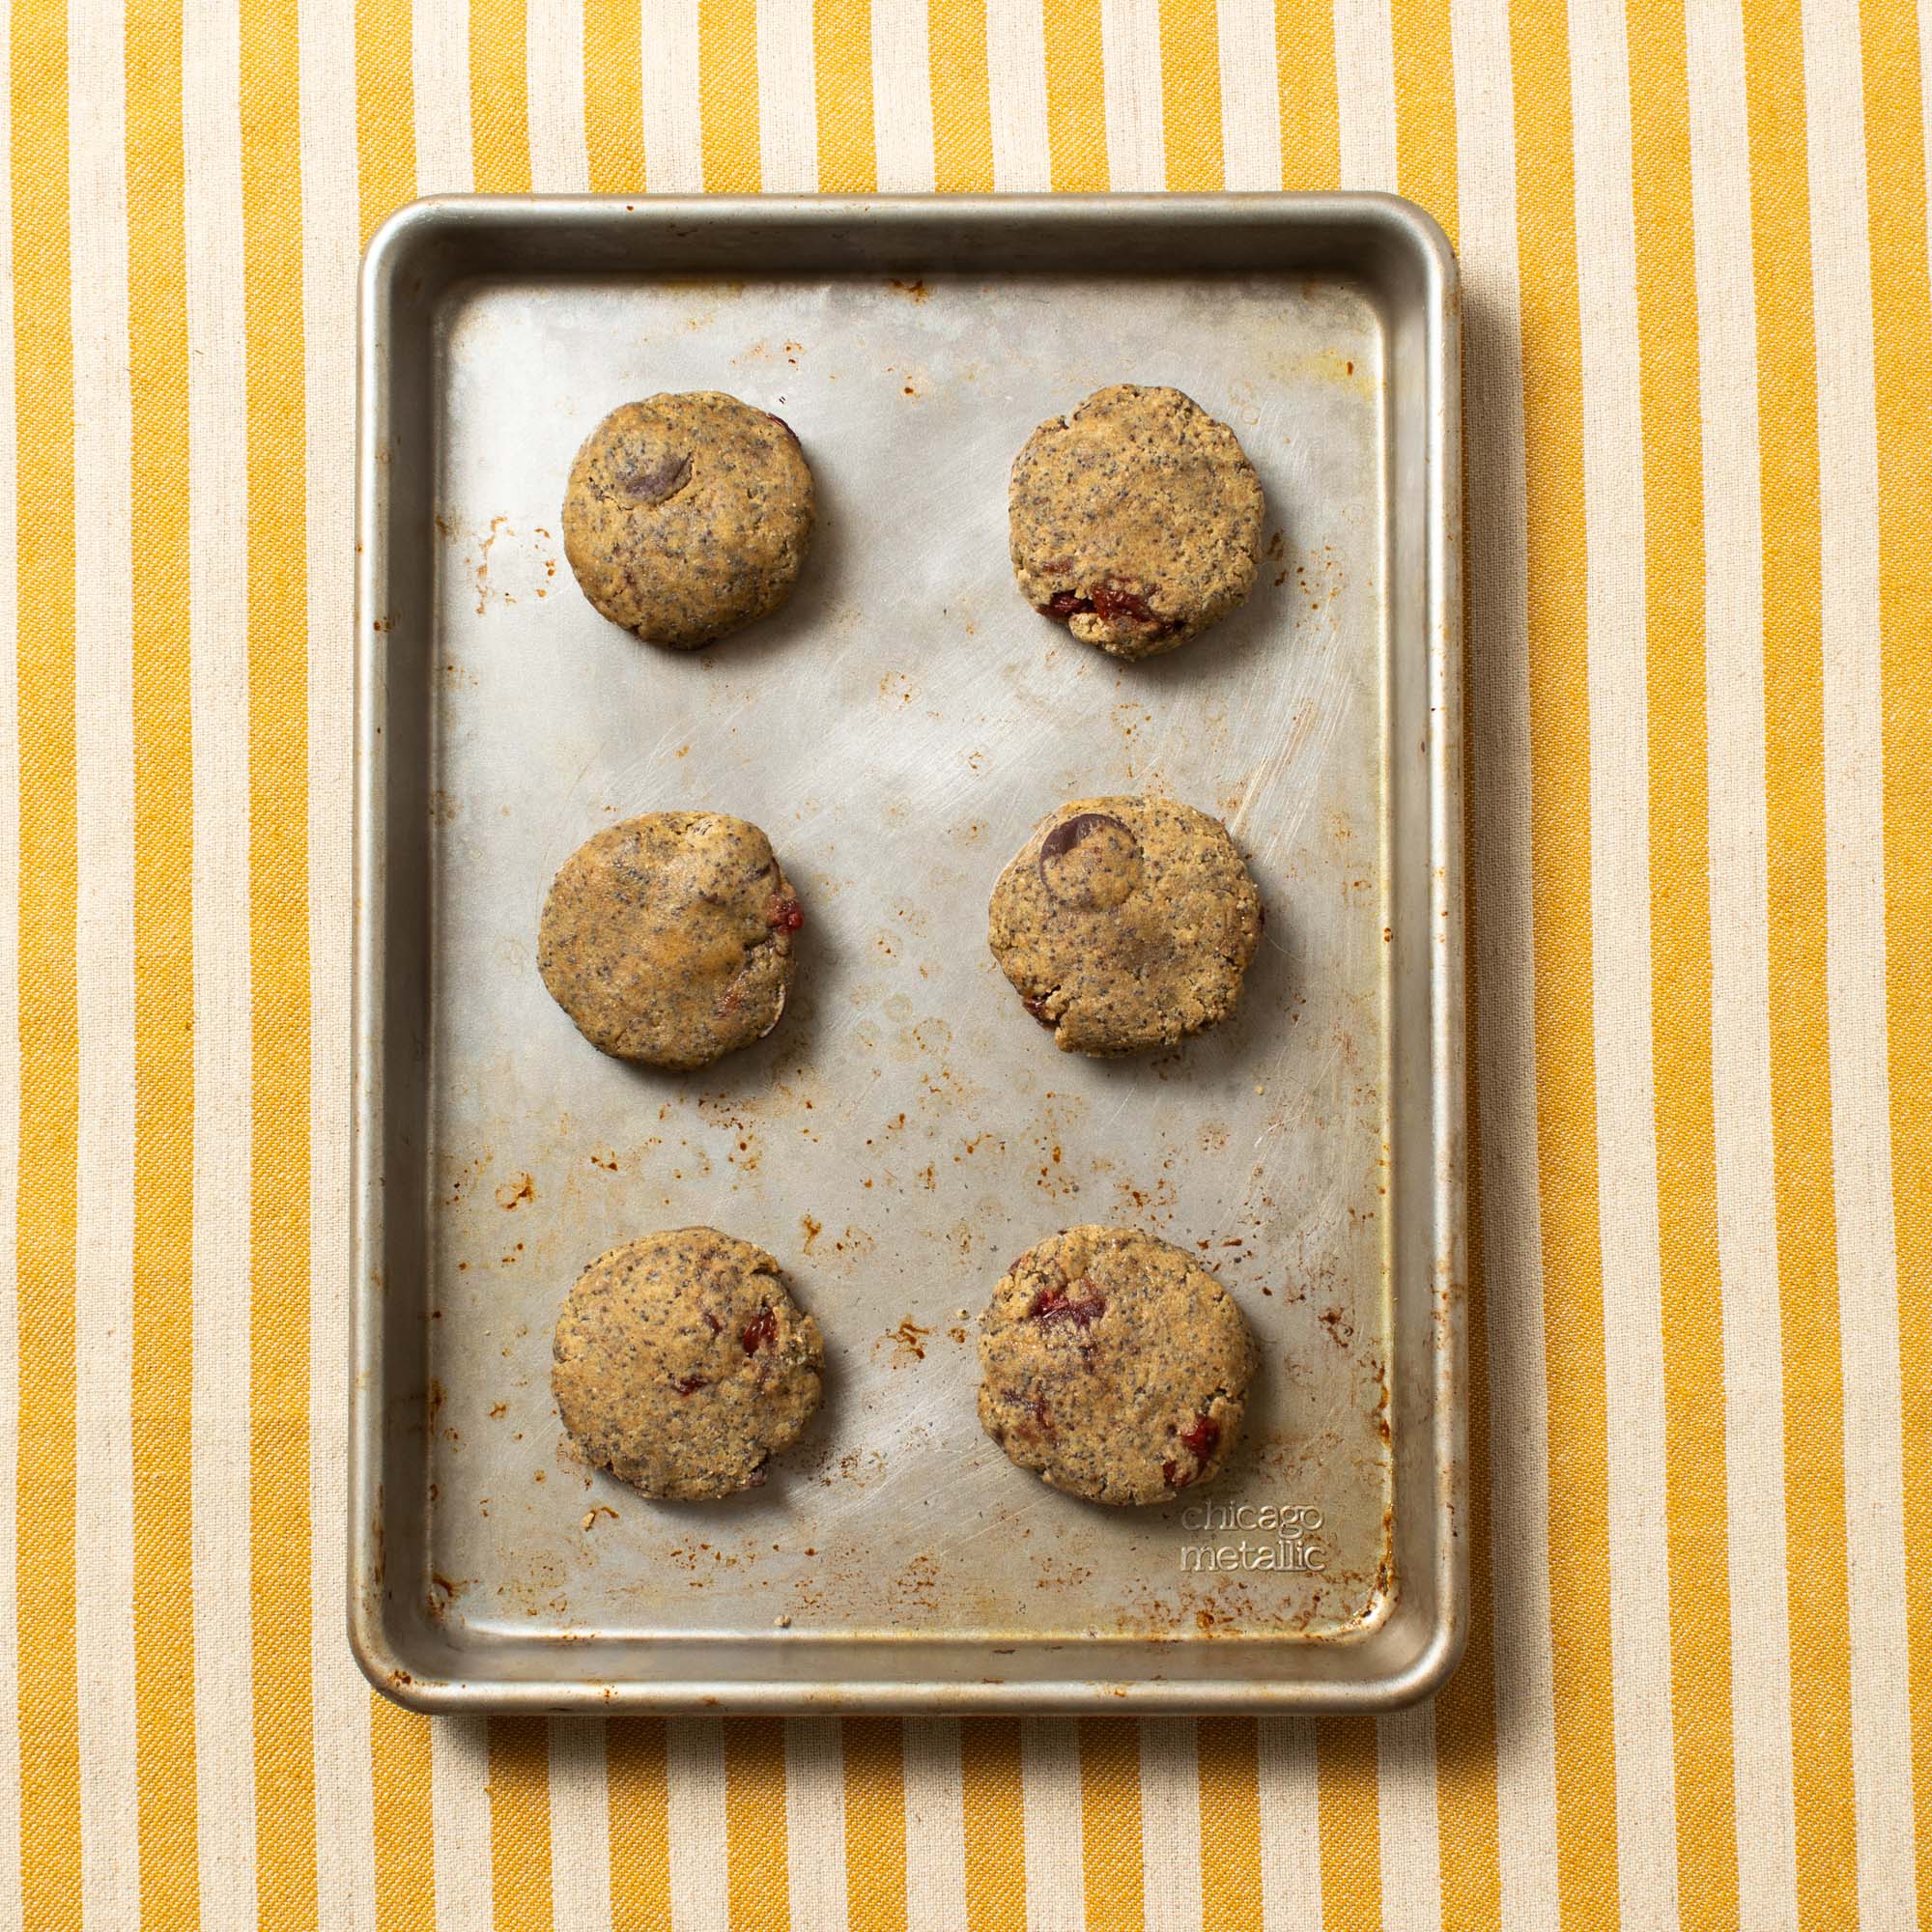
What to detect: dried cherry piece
<box><xmin>1162</xmin><ymin>1413</ymin><xmax>1221</xmax><ymax>1487</ymax></box>
<box><xmin>741</xmin><ymin>1305</ymin><xmax>779</xmax><ymax>1354</ymax></box>
<box><xmin>1021</xmin><ymin>994</ymin><xmax>1056</xmax><ymax>1027</ymax></box>
<box><xmin>1043</xmin><ymin>590</ymin><xmax>1092</xmax><ymax>619</ymax></box>
<box><xmin>767</xmin><ymin>896</ymin><xmax>805</xmax><ymax>933</ymax></box>
<box><xmin>1031</xmin><ymin>1284</ymin><xmax>1105</xmax><ymax>1329</ymax></box>
<box><xmin>672</xmin><ymin>1374</ymin><xmax>709</xmax><ymax>1396</ymax></box>
<box><xmin>1089</xmin><ymin>583</ymin><xmax>1157</xmax><ymax>626</ymax></box>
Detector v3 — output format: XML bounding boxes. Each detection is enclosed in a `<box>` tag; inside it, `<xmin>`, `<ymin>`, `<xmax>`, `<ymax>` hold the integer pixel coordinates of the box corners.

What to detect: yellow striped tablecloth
<box><xmin>4</xmin><ymin>0</ymin><xmax>1927</xmax><ymax>1923</ymax></box>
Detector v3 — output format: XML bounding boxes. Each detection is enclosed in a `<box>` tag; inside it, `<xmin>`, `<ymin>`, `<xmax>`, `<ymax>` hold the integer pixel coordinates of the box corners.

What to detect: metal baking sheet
<box><xmin>351</xmin><ymin>195</ymin><xmax>1463</xmax><ymax>1713</ymax></box>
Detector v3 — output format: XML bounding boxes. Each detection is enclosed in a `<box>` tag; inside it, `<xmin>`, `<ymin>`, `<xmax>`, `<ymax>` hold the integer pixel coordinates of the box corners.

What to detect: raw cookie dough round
<box><xmin>987</xmin><ymin>793</ymin><xmax>1263</xmax><ymax>1056</ymax></box>
<box><xmin>1009</xmin><ymin>384</ymin><xmax>1265</xmax><ymax>659</ymax></box>
<box><xmin>538</xmin><ymin>810</ymin><xmax>803</xmax><ymax>1071</ymax></box>
<box><xmin>553</xmin><ymin>1227</ymin><xmax>825</xmax><ymax>1500</ymax></box>
<box><xmin>562</xmin><ymin>392</ymin><xmax>814</xmax><ymax>648</ymax></box>
<box><xmin>978</xmin><ymin>1226</ymin><xmax>1255</xmax><ymax>1505</ymax></box>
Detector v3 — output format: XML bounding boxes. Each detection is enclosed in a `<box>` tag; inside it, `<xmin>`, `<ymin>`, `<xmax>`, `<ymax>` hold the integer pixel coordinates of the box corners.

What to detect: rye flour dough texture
<box><xmin>978</xmin><ymin>1226</ymin><xmax>1255</xmax><ymax>1505</ymax></box>
<box><xmin>538</xmin><ymin>810</ymin><xmax>803</xmax><ymax>1071</ymax></box>
<box><xmin>553</xmin><ymin>1227</ymin><xmax>825</xmax><ymax>1500</ymax></box>
<box><xmin>987</xmin><ymin>793</ymin><xmax>1264</xmax><ymax>1055</ymax></box>
<box><xmin>562</xmin><ymin>392</ymin><xmax>815</xmax><ymax>648</ymax></box>
<box><xmin>1009</xmin><ymin>384</ymin><xmax>1265</xmax><ymax>659</ymax></box>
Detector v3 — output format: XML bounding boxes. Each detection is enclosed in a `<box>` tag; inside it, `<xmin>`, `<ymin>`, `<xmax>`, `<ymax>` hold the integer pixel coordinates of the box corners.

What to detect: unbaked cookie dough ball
<box><xmin>1009</xmin><ymin>384</ymin><xmax>1264</xmax><ymax>659</ymax></box>
<box><xmin>978</xmin><ymin>1226</ymin><xmax>1255</xmax><ymax>1505</ymax></box>
<box><xmin>562</xmin><ymin>393</ymin><xmax>814</xmax><ymax>648</ymax></box>
<box><xmin>987</xmin><ymin>793</ymin><xmax>1264</xmax><ymax>1056</ymax></box>
<box><xmin>538</xmin><ymin>810</ymin><xmax>803</xmax><ymax>1071</ymax></box>
<box><xmin>553</xmin><ymin>1227</ymin><xmax>824</xmax><ymax>1500</ymax></box>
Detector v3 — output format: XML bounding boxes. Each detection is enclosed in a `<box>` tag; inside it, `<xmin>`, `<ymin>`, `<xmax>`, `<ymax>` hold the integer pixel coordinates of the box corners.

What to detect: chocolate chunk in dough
<box><xmin>988</xmin><ymin>793</ymin><xmax>1263</xmax><ymax>1055</ymax></box>
<box><xmin>563</xmin><ymin>392</ymin><xmax>814</xmax><ymax>648</ymax></box>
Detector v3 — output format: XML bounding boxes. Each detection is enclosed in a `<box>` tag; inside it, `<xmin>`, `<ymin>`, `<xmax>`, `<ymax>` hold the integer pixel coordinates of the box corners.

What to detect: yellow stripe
<box><xmin>584</xmin><ymin>0</ymin><xmax>645</xmax><ymax>192</ymax></box>
<box><xmin>354</xmin><ymin>18</ymin><xmax>434</xmax><ymax>1921</ymax></box>
<box><xmin>698</xmin><ymin>0</ymin><xmax>759</xmax><ymax>190</ymax></box>
<box><xmin>842</xmin><ymin>1718</ymin><xmax>908</xmax><ymax>1932</ymax></box>
<box><xmin>11</xmin><ymin>0</ymin><xmax>79</xmax><ymax>1912</ymax></box>
<box><xmin>1077</xmin><ymin>1719</ymin><xmax>1143</xmax><ymax>1932</ymax></box>
<box><xmin>1043</xmin><ymin>0</ymin><xmax>1106</xmax><ymax>192</ymax></box>
<box><xmin>927</xmin><ymin>0</ymin><xmax>993</xmax><ymax>192</ymax></box>
<box><xmin>722</xmin><ymin>1718</ymin><xmax>788</xmax><ymax>1929</ymax></box>
<box><xmin>1626</xmin><ymin>5</ymin><xmax>1740</xmax><ymax>1926</ymax></box>
<box><xmin>1740</xmin><ymin>6</ymin><xmax>1859</xmax><ymax>1924</ymax></box>
<box><xmin>1315</xmin><ymin>1718</ymin><xmax>1380</xmax><ymax>1932</ymax></box>
<box><xmin>608</xmin><ymin>1719</ymin><xmax>673</xmax><ymax>1928</ymax></box>
<box><xmin>958</xmin><ymin>1718</ymin><xmax>1026</xmax><ymax>1932</ymax></box>
<box><xmin>240</xmin><ymin>0</ymin><xmax>317</xmax><ymax>1918</ymax></box>
<box><xmin>126</xmin><ymin>0</ymin><xmax>201</xmax><ymax>1918</ymax></box>
<box><xmin>488</xmin><ymin>1717</ymin><xmax>555</xmax><ymax>1927</ymax></box>
<box><xmin>814</xmin><ymin>0</ymin><xmax>876</xmax><ymax>192</ymax></box>
<box><xmin>355</xmin><ymin>0</ymin><xmax>414</xmax><ymax>242</ymax></box>
<box><xmin>1273</xmin><ymin>0</ymin><xmax>1338</xmax><ymax>190</ymax></box>
<box><xmin>1390</xmin><ymin>14</ymin><xmax>1500</xmax><ymax>1932</ymax></box>
<box><xmin>1389</xmin><ymin>0</ymin><xmax>1454</xmax><ymax>242</ymax></box>
<box><xmin>1159</xmin><ymin>0</ymin><xmax>1223</xmax><ymax>190</ymax></box>
<box><xmin>369</xmin><ymin>1695</ymin><xmax>437</xmax><ymax>1932</ymax></box>
<box><xmin>1197</xmin><ymin>1717</ymin><xmax>1261</xmax><ymax>1932</ymax></box>
<box><xmin>469</xmin><ymin>0</ymin><xmax>531</xmax><ymax>192</ymax></box>
<box><xmin>1509</xmin><ymin>0</ymin><xmax>1622</xmax><ymax>1918</ymax></box>
<box><xmin>1861</xmin><ymin>0</ymin><xmax>1932</xmax><ymax>1918</ymax></box>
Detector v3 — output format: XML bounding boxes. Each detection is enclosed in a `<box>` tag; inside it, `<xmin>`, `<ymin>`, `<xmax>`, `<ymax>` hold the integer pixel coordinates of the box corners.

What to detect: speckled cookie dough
<box><xmin>978</xmin><ymin>1226</ymin><xmax>1255</xmax><ymax>1505</ymax></box>
<box><xmin>1009</xmin><ymin>384</ymin><xmax>1265</xmax><ymax>659</ymax></box>
<box><xmin>562</xmin><ymin>393</ymin><xmax>814</xmax><ymax>648</ymax></box>
<box><xmin>553</xmin><ymin>1227</ymin><xmax>825</xmax><ymax>1501</ymax></box>
<box><xmin>538</xmin><ymin>810</ymin><xmax>804</xmax><ymax>1071</ymax></box>
<box><xmin>987</xmin><ymin>793</ymin><xmax>1264</xmax><ymax>1056</ymax></box>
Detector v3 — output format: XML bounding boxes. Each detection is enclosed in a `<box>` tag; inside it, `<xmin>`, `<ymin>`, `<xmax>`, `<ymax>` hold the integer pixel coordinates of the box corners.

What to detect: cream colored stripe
<box><xmin>1138</xmin><ymin>1718</ymin><xmax>1201</xmax><ymax>1932</ymax></box>
<box><xmin>1569</xmin><ymin>0</ymin><xmax>1681</xmax><ymax>1921</ymax></box>
<box><xmin>1020</xmin><ymin>1717</ymin><xmax>1083</xmax><ymax>1932</ymax></box>
<box><xmin>1684</xmin><ymin>3</ymin><xmax>1800</xmax><ymax>1922</ymax></box>
<box><xmin>640</xmin><ymin>0</ymin><xmax>703</xmax><ymax>191</ymax></box>
<box><xmin>901</xmin><ymin>1719</ymin><xmax>967</xmax><ymax>1932</ymax></box>
<box><xmin>528</xmin><ymin>0</ymin><xmax>591</xmax><ymax>187</ymax></box>
<box><xmin>431</xmin><ymin>1717</ymin><xmax>494</xmax><ymax>1930</ymax></box>
<box><xmin>413</xmin><ymin>0</ymin><xmax>475</xmax><ymax>190</ymax></box>
<box><xmin>783</xmin><ymin>1717</ymin><xmax>846</xmax><ymax>1930</ymax></box>
<box><xmin>1375</xmin><ymin>1709</ymin><xmax>1442</xmax><ymax>1932</ymax></box>
<box><xmin>549</xmin><ymin>1718</ymin><xmax>614</xmax><ymax>1932</ymax></box>
<box><xmin>870</xmin><ymin>0</ymin><xmax>935</xmax><ymax>189</ymax></box>
<box><xmin>1333</xmin><ymin>0</ymin><xmax>1396</xmax><ymax>188</ymax></box>
<box><xmin>1449</xmin><ymin>0</ymin><xmax>1561</xmax><ymax>1918</ymax></box>
<box><xmin>68</xmin><ymin>0</ymin><xmax>140</xmax><ymax>1918</ymax></box>
<box><xmin>0</xmin><ymin>6</ymin><xmax>23</xmax><ymax>1919</ymax></box>
<box><xmin>297</xmin><ymin>0</ymin><xmax>374</xmax><ymax>1913</ymax></box>
<box><xmin>1215</xmin><ymin>0</ymin><xmax>1281</xmax><ymax>188</ymax></box>
<box><xmin>666</xmin><ymin>1718</ymin><xmax>728</xmax><ymax>1932</ymax></box>
<box><xmin>1099</xmin><ymin>0</ymin><xmax>1163</xmax><ymax>189</ymax></box>
<box><xmin>1256</xmin><ymin>1717</ymin><xmax>1320</xmax><ymax>1930</ymax></box>
<box><xmin>1800</xmin><ymin>0</ymin><xmax>1917</xmax><ymax>1920</ymax></box>
<box><xmin>756</xmin><ymin>0</ymin><xmax>813</xmax><ymax>189</ymax></box>
<box><xmin>985</xmin><ymin>0</ymin><xmax>1050</xmax><ymax>188</ymax></box>
<box><xmin>184</xmin><ymin>0</ymin><xmax>260</xmax><ymax>1914</ymax></box>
